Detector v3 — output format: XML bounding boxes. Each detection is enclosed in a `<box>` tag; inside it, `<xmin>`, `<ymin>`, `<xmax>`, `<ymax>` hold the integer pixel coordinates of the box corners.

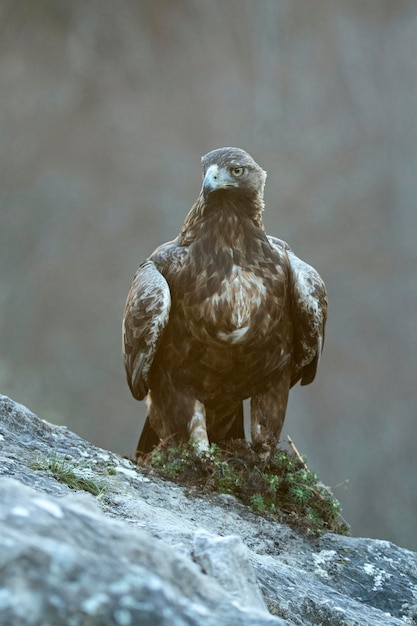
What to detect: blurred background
<box><xmin>1</xmin><ymin>1</ymin><xmax>416</xmax><ymax>549</ymax></box>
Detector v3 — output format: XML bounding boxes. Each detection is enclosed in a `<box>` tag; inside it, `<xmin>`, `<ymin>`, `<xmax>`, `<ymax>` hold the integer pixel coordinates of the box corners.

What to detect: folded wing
<box><xmin>123</xmin><ymin>259</ymin><xmax>171</xmax><ymax>400</ymax></box>
<box><xmin>268</xmin><ymin>236</ymin><xmax>328</xmax><ymax>387</ymax></box>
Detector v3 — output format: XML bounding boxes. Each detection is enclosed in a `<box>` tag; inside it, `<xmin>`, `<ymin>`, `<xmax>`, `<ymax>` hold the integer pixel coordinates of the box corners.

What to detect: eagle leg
<box><xmin>139</xmin><ymin>388</ymin><xmax>210</xmax><ymax>454</ymax></box>
<box><xmin>188</xmin><ymin>399</ymin><xmax>210</xmax><ymax>453</ymax></box>
<box><xmin>250</xmin><ymin>366</ymin><xmax>292</xmax><ymax>451</ymax></box>
<box><xmin>136</xmin><ymin>400</ymin><xmax>234</xmax><ymax>457</ymax></box>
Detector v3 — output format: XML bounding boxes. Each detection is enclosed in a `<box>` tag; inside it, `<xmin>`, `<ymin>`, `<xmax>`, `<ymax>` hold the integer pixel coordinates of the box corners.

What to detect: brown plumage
<box><xmin>123</xmin><ymin>147</ymin><xmax>327</xmax><ymax>456</ymax></box>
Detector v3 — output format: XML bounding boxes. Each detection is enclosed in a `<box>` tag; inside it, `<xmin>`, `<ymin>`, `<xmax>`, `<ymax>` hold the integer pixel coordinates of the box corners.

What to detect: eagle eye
<box><xmin>231</xmin><ymin>166</ymin><xmax>244</xmax><ymax>178</ymax></box>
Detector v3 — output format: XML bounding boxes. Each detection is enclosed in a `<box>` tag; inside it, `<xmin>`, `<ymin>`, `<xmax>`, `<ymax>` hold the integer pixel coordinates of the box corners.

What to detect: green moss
<box><xmin>138</xmin><ymin>440</ymin><xmax>350</xmax><ymax>537</ymax></box>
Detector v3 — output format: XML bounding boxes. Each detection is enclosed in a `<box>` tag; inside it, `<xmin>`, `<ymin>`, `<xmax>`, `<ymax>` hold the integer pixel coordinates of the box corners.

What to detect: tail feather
<box><xmin>136</xmin><ymin>417</ymin><xmax>160</xmax><ymax>458</ymax></box>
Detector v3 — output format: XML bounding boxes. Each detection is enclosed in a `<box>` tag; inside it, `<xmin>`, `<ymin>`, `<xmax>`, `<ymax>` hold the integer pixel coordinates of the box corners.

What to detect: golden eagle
<box><xmin>123</xmin><ymin>147</ymin><xmax>327</xmax><ymax>456</ymax></box>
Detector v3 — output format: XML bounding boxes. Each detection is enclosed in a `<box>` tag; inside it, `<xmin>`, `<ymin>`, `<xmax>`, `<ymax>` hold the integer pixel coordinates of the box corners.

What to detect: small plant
<box><xmin>138</xmin><ymin>439</ymin><xmax>350</xmax><ymax>537</ymax></box>
<box><xmin>250</xmin><ymin>493</ymin><xmax>266</xmax><ymax>513</ymax></box>
<box><xmin>29</xmin><ymin>454</ymin><xmax>107</xmax><ymax>496</ymax></box>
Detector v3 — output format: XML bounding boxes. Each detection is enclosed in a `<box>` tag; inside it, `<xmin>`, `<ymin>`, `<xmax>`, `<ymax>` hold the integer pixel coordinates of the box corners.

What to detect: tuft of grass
<box><xmin>138</xmin><ymin>440</ymin><xmax>350</xmax><ymax>537</ymax></box>
<box><xmin>29</xmin><ymin>454</ymin><xmax>107</xmax><ymax>496</ymax></box>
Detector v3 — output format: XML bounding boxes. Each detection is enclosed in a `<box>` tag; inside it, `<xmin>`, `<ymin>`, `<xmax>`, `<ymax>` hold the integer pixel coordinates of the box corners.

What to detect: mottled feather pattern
<box><xmin>171</xmin><ymin>209</ymin><xmax>289</xmax><ymax>349</ymax></box>
<box><xmin>123</xmin><ymin>148</ymin><xmax>327</xmax><ymax>453</ymax></box>
<box><xmin>268</xmin><ymin>236</ymin><xmax>328</xmax><ymax>385</ymax></box>
<box><xmin>123</xmin><ymin>259</ymin><xmax>171</xmax><ymax>400</ymax></box>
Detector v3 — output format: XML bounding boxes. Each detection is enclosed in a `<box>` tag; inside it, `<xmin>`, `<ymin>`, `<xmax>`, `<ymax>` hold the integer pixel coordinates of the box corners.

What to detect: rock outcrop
<box><xmin>1</xmin><ymin>394</ymin><xmax>416</xmax><ymax>625</ymax></box>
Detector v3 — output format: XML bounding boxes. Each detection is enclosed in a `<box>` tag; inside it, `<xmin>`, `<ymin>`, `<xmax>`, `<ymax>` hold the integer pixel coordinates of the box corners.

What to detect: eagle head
<box><xmin>201</xmin><ymin>147</ymin><xmax>267</xmax><ymax>203</ymax></box>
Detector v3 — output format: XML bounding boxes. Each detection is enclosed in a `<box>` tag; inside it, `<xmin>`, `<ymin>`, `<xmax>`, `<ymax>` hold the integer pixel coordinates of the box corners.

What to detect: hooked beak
<box><xmin>203</xmin><ymin>164</ymin><xmax>238</xmax><ymax>198</ymax></box>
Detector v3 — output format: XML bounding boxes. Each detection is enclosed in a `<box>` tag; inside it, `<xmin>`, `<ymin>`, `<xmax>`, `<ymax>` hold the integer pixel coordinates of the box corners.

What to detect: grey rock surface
<box><xmin>1</xmin><ymin>394</ymin><xmax>416</xmax><ymax>625</ymax></box>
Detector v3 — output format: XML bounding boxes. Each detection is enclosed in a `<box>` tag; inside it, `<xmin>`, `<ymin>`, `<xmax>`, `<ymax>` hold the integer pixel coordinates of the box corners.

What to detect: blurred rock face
<box><xmin>0</xmin><ymin>2</ymin><xmax>416</xmax><ymax>548</ymax></box>
<box><xmin>1</xmin><ymin>394</ymin><xmax>417</xmax><ymax>626</ymax></box>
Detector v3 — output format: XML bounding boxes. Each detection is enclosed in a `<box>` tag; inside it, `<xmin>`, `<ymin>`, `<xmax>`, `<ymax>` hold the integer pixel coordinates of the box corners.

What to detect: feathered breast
<box><xmin>166</xmin><ymin>215</ymin><xmax>289</xmax><ymax>346</ymax></box>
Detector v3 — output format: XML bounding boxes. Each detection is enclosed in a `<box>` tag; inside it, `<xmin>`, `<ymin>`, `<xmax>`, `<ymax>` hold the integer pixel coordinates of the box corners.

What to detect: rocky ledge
<box><xmin>0</xmin><ymin>394</ymin><xmax>416</xmax><ymax>625</ymax></box>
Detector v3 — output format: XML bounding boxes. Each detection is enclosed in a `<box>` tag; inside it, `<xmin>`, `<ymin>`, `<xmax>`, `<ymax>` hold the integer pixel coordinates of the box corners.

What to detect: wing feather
<box><xmin>123</xmin><ymin>259</ymin><xmax>171</xmax><ymax>400</ymax></box>
<box><xmin>268</xmin><ymin>236</ymin><xmax>328</xmax><ymax>386</ymax></box>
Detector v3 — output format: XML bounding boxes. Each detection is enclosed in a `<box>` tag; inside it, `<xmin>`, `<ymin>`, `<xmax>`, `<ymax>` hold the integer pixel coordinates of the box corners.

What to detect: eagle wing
<box><xmin>123</xmin><ymin>258</ymin><xmax>171</xmax><ymax>400</ymax></box>
<box><xmin>268</xmin><ymin>236</ymin><xmax>328</xmax><ymax>387</ymax></box>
